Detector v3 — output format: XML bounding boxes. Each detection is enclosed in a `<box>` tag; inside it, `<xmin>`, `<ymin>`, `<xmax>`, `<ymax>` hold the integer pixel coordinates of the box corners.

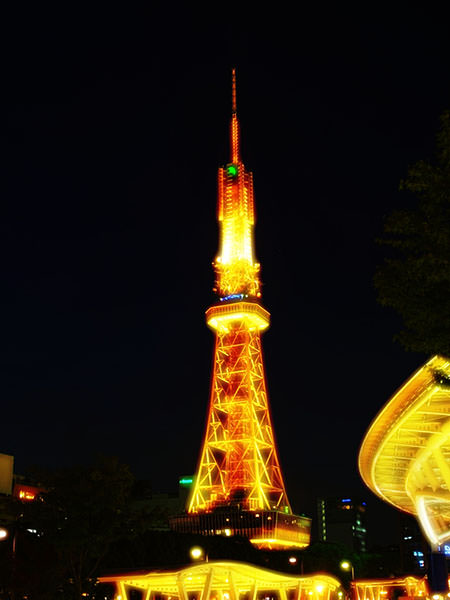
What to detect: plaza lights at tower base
<box><xmin>170</xmin><ymin>71</ymin><xmax>311</xmax><ymax>550</ymax></box>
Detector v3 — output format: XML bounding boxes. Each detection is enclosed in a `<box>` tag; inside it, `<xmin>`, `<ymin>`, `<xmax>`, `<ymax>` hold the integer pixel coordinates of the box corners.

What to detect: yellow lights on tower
<box><xmin>188</xmin><ymin>303</ymin><xmax>289</xmax><ymax>514</ymax></box>
<box><xmin>359</xmin><ymin>355</ymin><xmax>450</xmax><ymax>547</ymax></box>
<box><xmin>178</xmin><ymin>70</ymin><xmax>311</xmax><ymax>549</ymax></box>
<box><xmin>206</xmin><ymin>302</ymin><xmax>269</xmax><ymax>333</ymax></box>
<box><xmin>214</xmin><ymin>70</ymin><xmax>260</xmax><ymax>299</ymax></box>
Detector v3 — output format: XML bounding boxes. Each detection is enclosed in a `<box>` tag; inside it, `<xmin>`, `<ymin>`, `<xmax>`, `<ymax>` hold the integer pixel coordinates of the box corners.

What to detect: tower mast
<box><xmin>171</xmin><ymin>70</ymin><xmax>310</xmax><ymax>549</ymax></box>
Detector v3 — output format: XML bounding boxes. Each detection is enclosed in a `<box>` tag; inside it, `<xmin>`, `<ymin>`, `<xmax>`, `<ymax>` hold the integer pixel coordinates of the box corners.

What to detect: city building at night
<box><xmin>170</xmin><ymin>71</ymin><xmax>310</xmax><ymax>549</ymax></box>
<box><xmin>316</xmin><ymin>496</ymin><xmax>367</xmax><ymax>552</ymax></box>
<box><xmin>129</xmin><ymin>476</ymin><xmax>193</xmax><ymax>531</ymax></box>
<box><xmin>398</xmin><ymin>513</ymin><xmax>428</xmax><ymax>575</ymax></box>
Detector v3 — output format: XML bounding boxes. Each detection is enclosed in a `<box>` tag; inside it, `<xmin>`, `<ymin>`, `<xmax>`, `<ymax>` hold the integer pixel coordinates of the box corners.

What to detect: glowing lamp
<box><xmin>190</xmin><ymin>546</ymin><xmax>204</xmax><ymax>560</ymax></box>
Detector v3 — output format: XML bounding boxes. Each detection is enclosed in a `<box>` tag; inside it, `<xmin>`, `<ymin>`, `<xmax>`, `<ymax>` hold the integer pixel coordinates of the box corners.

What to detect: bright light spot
<box><xmin>432</xmin><ymin>595</ymin><xmax>441</xmax><ymax>600</ymax></box>
<box><xmin>224</xmin><ymin>528</ymin><xmax>231</xmax><ymax>536</ymax></box>
<box><xmin>190</xmin><ymin>546</ymin><xmax>204</xmax><ymax>560</ymax></box>
<box><xmin>0</xmin><ymin>529</ymin><xmax>8</xmax><ymax>540</ymax></box>
<box><xmin>18</xmin><ymin>489</ymin><xmax>36</xmax><ymax>501</ymax></box>
<box><xmin>289</xmin><ymin>556</ymin><xmax>297</xmax><ymax>564</ymax></box>
<box><xmin>316</xmin><ymin>585</ymin><xmax>324</xmax><ymax>593</ymax></box>
<box><xmin>340</xmin><ymin>561</ymin><xmax>351</xmax><ymax>571</ymax></box>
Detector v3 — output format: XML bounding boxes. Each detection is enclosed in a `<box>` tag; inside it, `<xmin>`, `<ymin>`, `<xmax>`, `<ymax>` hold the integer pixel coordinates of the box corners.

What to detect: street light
<box><xmin>0</xmin><ymin>527</ymin><xmax>9</xmax><ymax>541</ymax></box>
<box><xmin>340</xmin><ymin>560</ymin><xmax>355</xmax><ymax>600</ymax></box>
<box><xmin>340</xmin><ymin>560</ymin><xmax>354</xmax><ymax>580</ymax></box>
<box><xmin>288</xmin><ymin>554</ymin><xmax>304</xmax><ymax>574</ymax></box>
<box><xmin>190</xmin><ymin>546</ymin><xmax>208</xmax><ymax>562</ymax></box>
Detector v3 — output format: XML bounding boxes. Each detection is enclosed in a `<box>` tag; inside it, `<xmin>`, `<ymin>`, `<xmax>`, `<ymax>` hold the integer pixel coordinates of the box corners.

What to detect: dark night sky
<box><xmin>1</xmin><ymin>5</ymin><xmax>450</xmax><ymax>546</ymax></box>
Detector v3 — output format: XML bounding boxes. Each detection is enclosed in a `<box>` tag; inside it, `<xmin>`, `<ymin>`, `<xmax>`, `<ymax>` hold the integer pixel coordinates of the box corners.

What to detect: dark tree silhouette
<box><xmin>375</xmin><ymin>111</ymin><xmax>450</xmax><ymax>356</ymax></box>
<box><xmin>20</xmin><ymin>455</ymin><xmax>134</xmax><ymax>599</ymax></box>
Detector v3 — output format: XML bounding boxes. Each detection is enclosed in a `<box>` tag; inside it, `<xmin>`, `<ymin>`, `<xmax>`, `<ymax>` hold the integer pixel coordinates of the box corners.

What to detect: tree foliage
<box><xmin>375</xmin><ymin>111</ymin><xmax>450</xmax><ymax>356</ymax></box>
<box><xmin>19</xmin><ymin>455</ymin><xmax>134</xmax><ymax>599</ymax></box>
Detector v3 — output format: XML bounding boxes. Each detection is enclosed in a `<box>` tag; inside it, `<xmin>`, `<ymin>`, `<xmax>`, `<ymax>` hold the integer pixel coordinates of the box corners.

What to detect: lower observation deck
<box><xmin>170</xmin><ymin>509</ymin><xmax>311</xmax><ymax>549</ymax></box>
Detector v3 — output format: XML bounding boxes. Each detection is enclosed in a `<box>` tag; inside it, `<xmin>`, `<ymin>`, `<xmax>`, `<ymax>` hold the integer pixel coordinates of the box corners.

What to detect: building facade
<box><xmin>317</xmin><ymin>496</ymin><xmax>367</xmax><ymax>552</ymax></box>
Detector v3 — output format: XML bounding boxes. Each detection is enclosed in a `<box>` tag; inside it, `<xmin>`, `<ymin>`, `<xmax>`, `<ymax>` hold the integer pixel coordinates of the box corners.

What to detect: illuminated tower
<box><xmin>171</xmin><ymin>71</ymin><xmax>310</xmax><ymax>549</ymax></box>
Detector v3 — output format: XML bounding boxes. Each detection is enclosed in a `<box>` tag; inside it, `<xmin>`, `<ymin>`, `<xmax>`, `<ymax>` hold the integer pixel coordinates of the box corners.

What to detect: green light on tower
<box><xmin>227</xmin><ymin>164</ymin><xmax>238</xmax><ymax>177</ymax></box>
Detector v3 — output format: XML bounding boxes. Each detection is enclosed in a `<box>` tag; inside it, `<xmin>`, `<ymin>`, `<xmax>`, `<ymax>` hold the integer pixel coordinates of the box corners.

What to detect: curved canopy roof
<box><xmin>100</xmin><ymin>560</ymin><xmax>342</xmax><ymax>600</ymax></box>
<box><xmin>359</xmin><ymin>355</ymin><xmax>450</xmax><ymax>546</ymax></box>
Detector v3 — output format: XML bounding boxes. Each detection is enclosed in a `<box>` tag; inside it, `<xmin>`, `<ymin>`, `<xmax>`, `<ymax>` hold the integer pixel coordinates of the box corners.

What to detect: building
<box><xmin>130</xmin><ymin>476</ymin><xmax>192</xmax><ymax>531</ymax></box>
<box><xmin>399</xmin><ymin>512</ymin><xmax>427</xmax><ymax>575</ymax></box>
<box><xmin>170</xmin><ymin>70</ymin><xmax>311</xmax><ymax>549</ymax></box>
<box><xmin>317</xmin><ymin>497</ymin><xmax>367</xmax><ymax>552</ymax></box>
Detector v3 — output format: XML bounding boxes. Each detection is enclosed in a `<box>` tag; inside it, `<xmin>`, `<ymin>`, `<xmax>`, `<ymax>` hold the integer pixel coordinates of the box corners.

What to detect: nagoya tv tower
<box><xmin>171</xmin><ymin>71</ymin><xmax>311</xmax><ymax>549</ymax></box>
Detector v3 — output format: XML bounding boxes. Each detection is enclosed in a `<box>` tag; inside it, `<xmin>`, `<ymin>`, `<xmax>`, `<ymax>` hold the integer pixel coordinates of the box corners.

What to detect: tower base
<box><xmin>170</xmin><ymin>509</ymin><xmax>311</xmax><ymax>549</ymax></box>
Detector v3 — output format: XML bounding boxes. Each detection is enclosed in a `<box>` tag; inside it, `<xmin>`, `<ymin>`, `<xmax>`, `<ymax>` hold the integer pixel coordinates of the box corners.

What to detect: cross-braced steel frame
<box><xmin>188</xmin><ymin>312</ymin><xmax>289</xmax><ymax>514</ymax></box>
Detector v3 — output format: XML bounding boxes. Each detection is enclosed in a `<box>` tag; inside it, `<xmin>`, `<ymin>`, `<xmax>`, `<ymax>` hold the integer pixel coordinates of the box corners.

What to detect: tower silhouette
<box><xmin>171</xmin><ymin>71</ymin><xmax>310</xmax><ymax>549</ymax></box>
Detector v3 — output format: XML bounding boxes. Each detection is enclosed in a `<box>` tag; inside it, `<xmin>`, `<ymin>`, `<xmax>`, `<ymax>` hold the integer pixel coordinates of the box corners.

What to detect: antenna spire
<box><xmin>232</xmin><ymin>68</ymin><xmax>237</xmax><ymax>113</ymax></box>
<box><xmin>230</xmin><ymin>68</ymin><xmax>240</xmax><ymax>163</ymax></box>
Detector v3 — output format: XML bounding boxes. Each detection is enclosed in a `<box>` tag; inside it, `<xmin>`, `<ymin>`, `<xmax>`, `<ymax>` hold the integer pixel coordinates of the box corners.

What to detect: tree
<box><xmin>375</xmin><ymin>111</ymin><xmax>450</xmax><ymax>356</ymax></box>
<box><xmin>20</xmin><ymin>455</ymin><xmax>134</xmax><ymax>599</ymax></box>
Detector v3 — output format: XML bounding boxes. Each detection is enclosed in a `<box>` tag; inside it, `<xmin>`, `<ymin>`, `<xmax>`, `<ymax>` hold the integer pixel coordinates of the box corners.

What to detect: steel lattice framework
<box><xmin>174</xmin><ymin>70</ymin><xmax>311</xmax><ymax>549</ymax></box>
<box><xmin>189</xmin><ymin>306</ymin><xmax>287</xmax><ymax>513</ymax></box>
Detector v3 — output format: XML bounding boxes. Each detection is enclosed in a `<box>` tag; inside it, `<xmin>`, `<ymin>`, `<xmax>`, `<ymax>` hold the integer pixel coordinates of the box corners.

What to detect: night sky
<box><xmin>2</xmin><ymin>6</ymin><xmax>450</xmax><ymax>546</ymax></box>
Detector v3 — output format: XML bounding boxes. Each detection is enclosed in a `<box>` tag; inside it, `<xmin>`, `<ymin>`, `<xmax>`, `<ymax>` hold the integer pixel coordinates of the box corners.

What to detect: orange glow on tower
<box><xmin>214</xmin><ymin>69</ymin><xmax>260</xmax><ymax>299</ymax></box>
<box><xmin>171</xmin><ymin>70</ymin><xmax>310</xmax><ymax>549</ymax></box>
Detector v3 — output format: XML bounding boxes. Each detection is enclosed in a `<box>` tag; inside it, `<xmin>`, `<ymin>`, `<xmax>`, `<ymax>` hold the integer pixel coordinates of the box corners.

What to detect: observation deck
<box><xmin>359</xmin><ymin>355</ymin><xmax>450</xmax><ymax>547</ymax></box>
<box><xmin>206</xmin><ymin>301</ymin><xmax>270</xmax><ymax>333</ymax></box>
